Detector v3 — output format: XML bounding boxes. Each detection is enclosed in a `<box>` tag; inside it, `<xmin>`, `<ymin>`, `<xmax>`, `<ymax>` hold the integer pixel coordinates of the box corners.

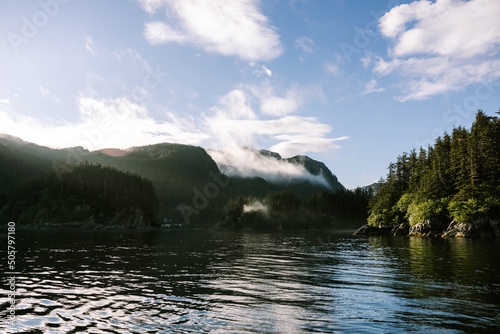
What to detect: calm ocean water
<box><xmin>1</xmin><ymin>229</ymin><xmax>499</xmax><ymax>333</ymax></box>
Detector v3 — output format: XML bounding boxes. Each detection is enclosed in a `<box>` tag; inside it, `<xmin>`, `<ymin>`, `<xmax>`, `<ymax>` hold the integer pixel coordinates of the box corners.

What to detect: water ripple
<box><xmin>1</xmin><ymin>230</ymin><xmax>499</xmax><ymax>333</ymax></box>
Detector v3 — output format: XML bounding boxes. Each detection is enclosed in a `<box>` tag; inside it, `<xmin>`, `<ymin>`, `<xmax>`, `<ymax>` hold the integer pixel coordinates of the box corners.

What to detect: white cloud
<box><xmin>210</xmin><ymin>89</ymin><xmax>257</xmax><ymax>120</ymax></box>
<box><xmin>39</xmin><ymin>85</ymin><xmax>62</xmax><ymax>104</ymax></box>
<box><xmin>324</xmin><ymin>54</ymin><xmax>343</xmax><ymax>76</ymax></box>
<box><xmin>0</xmin><ymin>84</ymin><xmax>341</xmax><ymax>158</ymax></box>
<box><xmin>39</xmin><ymin>85</ymin><xmax>50</xmax><ymax>97</ymax></box>
<box><xmin>1</xmin><ymin>81</ymin><xmax>343</xmax><ymax>185</ymax></box>
<box><xmin>270</xmin><ymin>134</ymin><xmax>347</xmax><ymax>158</ymax></box>
<box><xmin>144</xmin><ymin>21</ymin><xmax>188</xmax><ymax>44</ymax></box>
<box><xmin>204</xmin><ymin>87</ymin><xmax>341</xmax><ymax>185</ymax></box>
<box><xmin>248</xmin><ymin>62</ymin><xmax>272</xmax><ymax>77</ymax></box>
<box><xmin>374</xmin><ymin>0</ymin><xmax>500</xmax><ymax>101</ymax></box>
<box><xmin>0</xmin><ymin>98</ymin><xmax>11</xmax><ymax>105</ymax></box>
<box><xmin>380</xmin><ymin>0</ymin><xmax>500</xmax><ymax>58</ymax></box>
<box><xmin>0</xmin><ymin>96</ymin><xmax>207</xmax><ymax>150</ymax></box>
<box><xmin>85</xmin><ymin>35</ymin><xmax>97</xmax><ymax>56</ymax></box>
<box><xmin>295</xmin><ymin>36</ymin><xmax>313</xmax><ymax>53</ymax></box>
<box><xmin>324</xmin><ymin>62</ymin><xmax>339</xmax><ymax>76</ymax></box>
<box><xmin>208</xmin><ymin>147</ymin><xmax>332</xmax><ymax>187</ymax></box>
<box><xmin>138</xmin><ymin>0</ymin><xmax>283</xmax><ymax>61</ymax></box>
<box><xmin>250</xmin><ymin>83</ymin><xmax>323</xmax><ymax>118</ymax></box>
<box><xmin>252</xmin><ymin>83</ymin><xmax>302</xmax><ymax>117</ymax></box>
<box><xmin>204</xmin><ymin>88</ymin><xmax>345</xmax><ymax>157</ymax></box>
<box><xmin>260</xmin><ymin>96</ymin><xmax>297</xmax><ymax>117</ymax></box>
<box><xmin>361</xmin><ymin>79</ymin><xmax>385</xmax><ymax>95</ymax></box>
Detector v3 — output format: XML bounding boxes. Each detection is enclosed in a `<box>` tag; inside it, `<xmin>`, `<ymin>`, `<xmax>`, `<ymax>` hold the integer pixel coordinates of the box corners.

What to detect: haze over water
<box><xmin>1</xmin><ymin>229</ymin><xmax>499</xmax><ymax>333</ymax></box>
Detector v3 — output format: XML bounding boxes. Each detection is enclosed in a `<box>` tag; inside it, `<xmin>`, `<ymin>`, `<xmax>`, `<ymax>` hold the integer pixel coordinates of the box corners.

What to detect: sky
<box><xmin>0</xmin><ymin>0</ymin><xmax>499</xmax><ymax>189</ymax></box>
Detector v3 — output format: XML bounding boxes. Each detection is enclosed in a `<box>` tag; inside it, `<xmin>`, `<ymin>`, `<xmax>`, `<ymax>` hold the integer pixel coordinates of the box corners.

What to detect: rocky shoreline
<box><xmin>354</xmin><ymin>217</ymin><xmax>500</xmax><ymax>238</ymax></box>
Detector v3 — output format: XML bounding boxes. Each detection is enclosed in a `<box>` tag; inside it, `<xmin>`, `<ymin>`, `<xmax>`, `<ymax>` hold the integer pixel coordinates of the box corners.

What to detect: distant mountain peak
<box><xmin>0</xmin><ymin>133</ymin><xmax>29</xmax><ymax>145</ymax></box>
<box><xmin>98</xmin><ymin>148</ymin><xmax>130</xmax><ymax>157</ymax></box>
<box><xmin>207</xmin><ymin>146</ymin><xmax>343</xmax><ymax>191</ymax></box>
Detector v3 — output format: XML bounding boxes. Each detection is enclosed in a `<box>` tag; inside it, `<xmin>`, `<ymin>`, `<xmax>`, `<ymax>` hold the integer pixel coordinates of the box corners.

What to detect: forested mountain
<box><xmin>209</xmin><ymin>147</ymin><xmax>344</xmax><ymax>196</ymax></box>
<box><xmin>281</xmin><ymin>154</ymin><xmax>345</xmax><ymax>196</ymax></box>
<box><xmin>0</xmin><ymin>163</ymin><xmax>158</xmax><ymax>227</ymax></box>
<box><xmin>0</xmin><ymin>136</ymin><xmax>349</xmax><ymax>227</ymax></box>
<box><xmin>368</xmin><ymin>111</ymin><xmax>500</xmax><ymax>228</ymax></box>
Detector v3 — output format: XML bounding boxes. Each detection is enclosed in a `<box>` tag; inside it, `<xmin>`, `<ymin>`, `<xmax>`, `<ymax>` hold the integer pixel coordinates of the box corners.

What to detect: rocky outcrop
<box><xmin>391</xmin><ymin>222</ymin><xmax>409</xmax><ymax>236</ymax></box>
<box><xmin>490</xmin><ymin>219</ymin><xmax>500</xmax><ymax>238</ymax></box>
<box><xmin>355</xmin><ymin>217</ymin><xmax>500</xmax><ymax>238</ymax></box>
<box><xmin>408</xmin><ymin>218</ymin><xmax>447</xmax><ymax>237</ymax></box>
<box><xmin>442</xmin><ymin>218</ymin><xmax>499</xmax><ymax>238</ymax></box>
<box><xmin>353</xmin><ymin>224</ymin><xmax>392</xmax><ymax>236</ymax></box>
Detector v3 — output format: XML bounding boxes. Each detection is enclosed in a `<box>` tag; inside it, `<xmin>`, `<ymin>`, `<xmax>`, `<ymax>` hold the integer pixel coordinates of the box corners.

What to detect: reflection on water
<box><xmin>1</xmin><ymin>230</ymin><xmax>499</xmax><ymax>333</ymax></box>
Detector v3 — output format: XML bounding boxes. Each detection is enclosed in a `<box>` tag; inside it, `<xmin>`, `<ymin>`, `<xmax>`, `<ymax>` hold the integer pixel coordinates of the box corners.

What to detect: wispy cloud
<box><xmin>39</xmin><ymin>85</ymin><xmax>62</xmax><ymax>104</ymax></box>
<box><xmin>295</xmin><ymin>36</ymin><xmax>313</xmax><ymax>53</ymax></box>
<box><xmin>208</xmin><ymin>147</ymin><xmax>332</xmax><ymax>187</ymax></box>
<box><xmin>324</xmin><ymin>54</ymin><xmax>343</xmax><ymax>76</ymax></box>
<box><xmin>360</xmin><ymin>79</ymin><xmax>385</xmax><ymax>95</ymax></box>
<box><xmin>138</xmin><ymin>0</ymin><xmax>283</xmax><ymax>61</ymax></box>
<box><xmin>371</xmin><ymin>0</ymin><xmax>500</xmax><ymax>101</ymax></box>
<box><xmin>324</xmin><ymin>62</ymin><xmax>339</xmax><ymax>76</ymax></box>
<box><xmin>248</xmin><ymin>62</ymin><xmax>272</xmax><ymax>77</ymax></box>
<box><xmin>204</xmin><ymin>87</ymin><xmax>345</xmax><ymax>157</ymax></box>
<box><xmin>1</xmin><ymin>83</ymin><xmax>343</xmax><ymax>158</ymax></box>
<box><xmin>85</xmin><ymin>35</ymin><xmax>97</xmax><ymax>56</ymax></box>
<box><xmin>0</xmin><ymin>96</ymin><xmax>207</xmax><ymax>150</ymax></box>
<box><xmin>250</xmin><ymin>82</ymin><xmax>323</xmax><ymax>118</ymax></box>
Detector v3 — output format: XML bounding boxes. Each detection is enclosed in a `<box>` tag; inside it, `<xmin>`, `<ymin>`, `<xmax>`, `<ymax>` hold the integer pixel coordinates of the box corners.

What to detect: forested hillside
<box><xmin>0</xmin><ymin>137</ymin><xmax>350</xmax><ymax>227</ymax></box>
<box><xmin>368</xmin><ymin>111</ymin><xmax>500</xmax><ymax>228</ymax></box>
<box><xmin>0</xmin><ymin>163</ymin><xmax>158</xmax><ymax>227</ymax></box>
<box><xmin>223</xmin><ymin>187</ymin><xmax>371</xmax><ymax>230</ymax></box>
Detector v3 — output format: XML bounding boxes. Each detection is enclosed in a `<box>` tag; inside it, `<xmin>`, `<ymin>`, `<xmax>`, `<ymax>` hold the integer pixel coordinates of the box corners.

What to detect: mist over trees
<box><xmin>0</xmin><ymin>136</ymin><xmax>358</xmax><ymax>228</ymax></box>
<box><xmin>223</xmin><ymin>187</ymin><xmax>372</xmax><ymax>230</ymax></box>
<box><xmin>368</xmin><ymin>110</ymin><xmax>500</xmax><ymax>227</ymax></box>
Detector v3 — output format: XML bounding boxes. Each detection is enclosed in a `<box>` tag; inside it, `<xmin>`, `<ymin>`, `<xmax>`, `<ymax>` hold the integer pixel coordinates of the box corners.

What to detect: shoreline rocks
<box><xmin>441</xmin><ymin>218</ymin><xmax>499</xmax><ymax>238</ymax></box>
<box><xmin>355</xmin><ymin>217</ymin><xmax>500</xmax><ymax>238</ymax></box>
<box><xmin>391</xmin><ymin>222</ymin><xmax>409</xmax><ymax>236</ymax></box>
<box><xmin>353</xmin><ymin>224</ymin><xmax>392</xmax><ymax>236</ymax></box>
<box><xmin>408</xmin><ymin>218</ymin><xmax>447</xmax><ymax>237</ymax></box>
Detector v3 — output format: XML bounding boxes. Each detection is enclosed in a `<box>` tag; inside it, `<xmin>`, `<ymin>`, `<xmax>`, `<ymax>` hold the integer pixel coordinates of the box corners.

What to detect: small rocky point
<box><xmin>354</xmin><ymin>217</ymin><xmax>500</xmax><ymax>238</ymax></box>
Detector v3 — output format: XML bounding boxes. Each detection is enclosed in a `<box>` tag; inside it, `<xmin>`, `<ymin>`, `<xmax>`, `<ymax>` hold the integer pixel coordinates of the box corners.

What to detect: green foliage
<box><xmin>448</xmin><ymin>197</ymin><xmax>500</xmax><ymax>223</ymax></box>
<box><xmin>406</xmin><ymin>197</ymin><xmax>449</xmax><ymax>226</ymax></box>
<box><xmin>367</xmin><ymin>210</ymin><xmax>392</xmax><ymax>227</ymax></box>
<box><xmin>368</xmin><ymin>110</ymin><xmax>500</xmax><ymax>226</ymax></box>
<box><xmin>395</xmin><ymin>193</ymin><xmax>414</xmax><ymax>215</ymax></box>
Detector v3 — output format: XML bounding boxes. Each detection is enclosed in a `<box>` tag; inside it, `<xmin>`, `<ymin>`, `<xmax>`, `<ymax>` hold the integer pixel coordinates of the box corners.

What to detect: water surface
<box><xmin>1</xmin><ymin>229</ymin><xmax>499</xmax><ymax>333</ymax></box>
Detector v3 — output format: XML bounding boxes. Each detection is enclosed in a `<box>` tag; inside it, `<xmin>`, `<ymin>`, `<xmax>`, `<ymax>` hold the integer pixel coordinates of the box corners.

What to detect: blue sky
<box><xmin>1</xmin><ymin>0</ymin><xmax>499</xmax><ymax>188</ymax></box>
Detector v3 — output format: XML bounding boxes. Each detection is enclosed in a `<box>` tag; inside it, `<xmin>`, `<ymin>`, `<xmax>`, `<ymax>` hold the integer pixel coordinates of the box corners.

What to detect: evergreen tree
<box><xmin>367</xmin><ymin>110</ymin><xmax>500</xmax><ymax>227</ymax></box>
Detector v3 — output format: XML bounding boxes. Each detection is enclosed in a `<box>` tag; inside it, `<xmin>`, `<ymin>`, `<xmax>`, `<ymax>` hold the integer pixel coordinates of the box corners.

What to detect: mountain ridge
<box><xmin>0</xmin><ymin>133</ymin><xmax>346</xmax><ymax>226</ymax></box>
